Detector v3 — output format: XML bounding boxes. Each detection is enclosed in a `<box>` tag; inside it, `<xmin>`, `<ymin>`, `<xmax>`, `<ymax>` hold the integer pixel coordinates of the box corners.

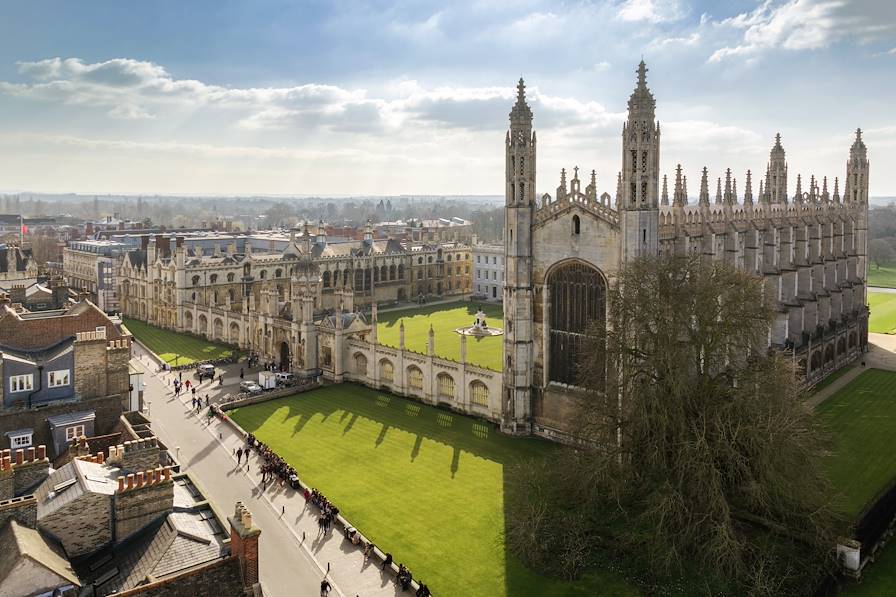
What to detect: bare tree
<box><xmin>507</xmin><ymin>255</ymin><xmax>840</xmax><ymax>595</ymax></box>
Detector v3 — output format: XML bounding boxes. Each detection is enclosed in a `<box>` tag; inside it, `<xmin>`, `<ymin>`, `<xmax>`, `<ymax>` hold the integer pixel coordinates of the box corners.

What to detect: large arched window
<box><xmin>548</xmin><ymin>261</ymin><xmax>606</xmax><ymax>386</ymax></box>
<box><xmin>354</xmin><ymin>353</ymin><xmax>368</xmax><ymax>376</ymax></box>
<box><xmin>470</xmin><ymin>381</ymin><xmax>489</xmax><ymax>407</ymax></box>
<box><xmin>380</xmin><ymin>359</ymin><xmax>394</xmax><ymax>382</ymax></box>
<box><xmin>436</xmin><ymin>373</ymin><xmax>454</xmax><ymax>399</ymax></box>
<box><xmin>407</xmin><ymin>366</ymin><xmax>423</xmax><ymax>391</ymax></box>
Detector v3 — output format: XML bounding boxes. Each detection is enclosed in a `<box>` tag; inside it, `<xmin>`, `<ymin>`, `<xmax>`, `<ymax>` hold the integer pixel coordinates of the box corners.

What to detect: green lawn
<box><xmin>868</xmin><ymin>265</ymin><xmax>896</xmax><ymax>289</ymax></box>
<box><xmin>817</xmin><ymin>369</ymin><xmax>896</xmax><ymax>518</ymax></box>
<box><xmin>377</xmin><ymin>301</ymin><xmax>504</xmax><ymax>371</ymax></box>
<box><xmin>869</xmin><ymin>292</ymin><xmax>896</xmax><ymax>334</ymax></box>
<box><xmin>230</xmin><ymin>385</ymin><xmax>639</xmax><ymax>597</ymax></box>
<box><xmin>123</xmin><ymin>317</ymin><xmax>237</xmax><ymax>365</ymax></box>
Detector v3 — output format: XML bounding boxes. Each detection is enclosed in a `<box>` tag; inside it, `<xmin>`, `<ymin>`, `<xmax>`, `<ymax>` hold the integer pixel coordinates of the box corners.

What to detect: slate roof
<box><xmin>0</xmin><ymin>336</ymin><xmax>74</xmax><ymax>364</ymax></box>
<box><xmin>74</xmin><ymin>508</ymin><xmax>229</xmax><ymax>596</ymax></box>
<box><xmin>35</xmin><ymin>458</ymin><xmax>118</xmax><ymax>520</ymax></box>
<box><xmin>0</xmin><ymin>519</ymin><xmax>81</xmax><ymax>588</ymax></box>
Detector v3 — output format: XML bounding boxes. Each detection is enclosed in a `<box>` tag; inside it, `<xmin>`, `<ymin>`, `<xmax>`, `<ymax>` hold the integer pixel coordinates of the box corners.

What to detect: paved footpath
<box><xmin>134</xmin><ymin>344</ymin><xmax>404</xmax><ymax>597</ymax></box>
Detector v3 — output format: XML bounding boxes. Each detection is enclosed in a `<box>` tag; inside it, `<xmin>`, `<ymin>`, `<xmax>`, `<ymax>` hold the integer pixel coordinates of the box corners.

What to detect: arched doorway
<box><xmin>279</xmin><ymin>341</ymin><xmax>290</xmax><ymax>371</ymax></box>
<box><xmin>547</xmin><ymin>260</ymin><xmax>606</xmax><ymax>387</ymax></box>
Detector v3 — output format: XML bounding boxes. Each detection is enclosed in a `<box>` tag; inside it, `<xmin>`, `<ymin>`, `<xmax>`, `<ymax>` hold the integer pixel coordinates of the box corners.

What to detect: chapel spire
<box><xmin>661</xmin><ymin>175</ymin><xmax>669</xmax><ymax>205</ymax></box>
<box><xmin>699</xmin><ymin>167</ymin><xmax>710</xmax><ymax>206</ymax></box>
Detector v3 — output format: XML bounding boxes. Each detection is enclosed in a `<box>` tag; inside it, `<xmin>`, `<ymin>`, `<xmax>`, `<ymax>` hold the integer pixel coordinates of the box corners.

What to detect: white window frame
<box><xmin>9</xmin><ymin>431</ymin><xmax>32</xmax><ymax>449</ymax></box>
<box><xmin>65</xmin><ymin>425</ymin><xmax>86</xmax><ymax>442</ymax></box>
<box><xmin>10</xmin><ymin>374</ymin><xmax>33</xmax><ymax>393</ymax></box>
<box><xmin>48</xmin><ymin>369</ymin><xmax>71</xmax><ymax>388</ymax></box>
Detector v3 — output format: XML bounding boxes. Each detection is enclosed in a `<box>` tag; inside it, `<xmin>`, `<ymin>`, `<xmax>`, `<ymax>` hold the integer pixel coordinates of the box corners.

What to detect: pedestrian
<box><xmin>179</xmin><ymin>371</ymin><xmax>183</xmax><ymax>382</ymax></box>
<box><xmin>219</xmin><ymin>374</ymin><xmax>224</xmax><ymax>386</ymax></box>
<box><xmin>237</xmin><ymin>447</ymin><xmax>243</xmax><ymax>463</ymax></box>
<box><xmin>240</xmin><ymin>367</ymin><xmax>245</xmax><ymax>380</ymax></box>
<box><xmin>320</xmin><ymin>578</ymin><xmax>331</xmax><ymax>597</ymax></box>
<box><xmin>382</xmin><ymin>552</ymin><xmax>392</xmax><ymax>571</ymax></box>
<box><xmin>205</xmin><ymin>395</ymin><xmax>209</xmax><ymax>407</ymax></box>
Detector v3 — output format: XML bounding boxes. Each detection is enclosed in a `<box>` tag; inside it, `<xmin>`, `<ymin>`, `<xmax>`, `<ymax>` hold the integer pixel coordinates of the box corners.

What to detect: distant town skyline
<box><xmin>0</xmin><ymin>0</ymin><xmax>894</xmax><ymax>196</ymax></box>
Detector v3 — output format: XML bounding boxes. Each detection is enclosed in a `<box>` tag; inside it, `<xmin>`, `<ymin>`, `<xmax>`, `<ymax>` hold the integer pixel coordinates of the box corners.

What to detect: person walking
<box><xmin>240</xmin><ymin>367</ymin><xmax>245</xmax><ymax>380</ymax></box>
<box><xmin>236</xmin><ymin>447</ymin><xmax>243</xmax><ymax>464</ymax></box>
<box><xmin>319</xmin><ymin>578</ymin><xmax>331</xmax><ymax>597</ymax></box>
<box><xmin>382</xmin><ymin>552</ymin><xmax>393</xmax><ymax>571</ymax></box>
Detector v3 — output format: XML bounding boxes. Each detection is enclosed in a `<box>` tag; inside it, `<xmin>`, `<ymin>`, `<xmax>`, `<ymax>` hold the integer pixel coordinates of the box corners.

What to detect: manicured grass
<box><xmin>868</xmin><ymin>265</ymin><xmax>896</xmax><ymax>289</ymax></box>
<box><xmin>377</xmin><ymin>301</ymin><xmax>504</xmax><ymax>371</ymax></box>
<box><xmin>123</xmin><ymin>317</ymin><xmax>237</xmax><ymax>365</ymax></box>
<box><xmin>817</xmin><ymin>369</ymin><xmax>896</xmax><ymax>517</ymax></box>
<box><xmin>869</xmin><ymin>292</ymin><xmax>896</xmax><ymax>334</ymax></box>
<box><xmin>230</xmin><ymin>385</ymin><xmax>639</xmax><ymax>597</ymax></box>
<box><xmin>841</xmin><ymin>538</ymin><xmax>896</xmax><ymax>596</ymax></box>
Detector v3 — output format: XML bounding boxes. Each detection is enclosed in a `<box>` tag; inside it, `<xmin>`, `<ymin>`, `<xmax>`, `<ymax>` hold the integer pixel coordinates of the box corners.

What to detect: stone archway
<box><xmin>230</xmin><ymin>322</ymin><xmax>241</xmax><ymax>344</ymax></box>
<box><xmin>198</xmin><ymin>314</ymin><xmax>208</xmax><ymax>335</ymax></box>
<box><xmin>279</xmin><ymin>341</ymin><xmax>290</xmax><ymax>371</ymax></box>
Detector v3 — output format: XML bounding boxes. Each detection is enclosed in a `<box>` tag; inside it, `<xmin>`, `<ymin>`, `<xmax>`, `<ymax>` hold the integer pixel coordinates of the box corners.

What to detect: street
<box><xmin>134</xmin><ymin>342</ymin><xmax>405</xmax><ymax>597</ymax></box>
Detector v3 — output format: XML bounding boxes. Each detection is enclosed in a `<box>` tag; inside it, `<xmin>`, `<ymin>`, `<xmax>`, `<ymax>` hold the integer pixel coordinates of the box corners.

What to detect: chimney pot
<box><xmin>118</xmin><ymin>476</ymin><xmax>125</xmax><ymax>492</ymax></box>
<box><xmin>162</xmin><ymin>467</ymin><xmax>171</xmax><ymax>481</ymax></box>
<box><xmin>26</xmin><ymin>447</ymin><xmax>35</xmax><ymax>462</ymax></box>
<box><xmin>97</xmin><ymin>452</ymin><xmax>105</xmax><ymax>464</ymax></box>
<box><xmin>136</xmin><ymin>471</ymin><xmax>145</xmax><ymax>487</ymax></box>
<box><xmin>37</xmin><ymin>445</ymin><xmax>46</xmax><ymax>460</ymax></box>
<box><xmin>15</xmin><ymin>450</ymin><xmax>24</xmax><ymax>465</ymax></box>
<box><xmin>126</xmin><ymin>474</ymin><xmax>135</xmax><ymax>490</ymax></box>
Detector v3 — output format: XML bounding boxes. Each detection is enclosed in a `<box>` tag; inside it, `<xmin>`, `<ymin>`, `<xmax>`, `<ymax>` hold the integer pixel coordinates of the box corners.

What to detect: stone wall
<box><xmin>112</xmin><ymin>557</ymin><xmax>245</xmax><ymax>597</ymax></box>
<box><xmin>114</xmin><ymin>437</ymin><xmax>161</xmax><ymax>474</ymax></box>
<box><xmin>0</xmin><ymin>494</ymin><xmax>36</xmax><ymax>528</ymax></box>
<box><xmin>113</xmin><ymin>469</ymin><xmax>173</xmax><ymax>543</ymax></box>
<box><xmin>0</xmin><ymin>446</ymin><xmax>50</xmax><ymax>499</ymax></box>
<box><xmin>39</xmin><ymin>487</ymin><xmax>112</xmax><ymax>557</ymax></box>
<box><xmin>73</xmin><ymin>338</ymin><xmax>108</xmax><ymax>399</ymax></box>
<box><xmin>0</xmin><ymin>393</ymin><xmax>123</xmax><ymax>457</ymax></box>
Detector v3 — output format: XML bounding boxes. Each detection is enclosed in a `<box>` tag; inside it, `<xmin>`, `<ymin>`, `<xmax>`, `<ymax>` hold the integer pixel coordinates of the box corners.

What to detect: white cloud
<box><xmin>616</xmin><ymin>0</ymin><xmax>682</xmax><ymax>24</ymax></box>
<box><xmin>0</xmin><ymin>56</ymin><xmax>623</xmax><ymax>134</ymax></box>
<box><xmin>708</xmin><ymin>0</ymin><xmax>896</xmax><ymax>63</ymax></box>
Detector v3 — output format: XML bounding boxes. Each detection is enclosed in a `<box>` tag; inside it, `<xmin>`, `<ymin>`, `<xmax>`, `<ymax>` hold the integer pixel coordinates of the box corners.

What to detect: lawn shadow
<box><xmin>231</xmin><ymin>383</ymin><xmax>564</xmax><ymax>596</ymax></box>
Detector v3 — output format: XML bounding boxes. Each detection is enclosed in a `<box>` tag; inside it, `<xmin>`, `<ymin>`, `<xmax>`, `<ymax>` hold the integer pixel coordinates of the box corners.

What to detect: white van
<box><xmin>275</xmin><ymin>372</ymin><xmax>295</xmax><ymax>385</ymax></box>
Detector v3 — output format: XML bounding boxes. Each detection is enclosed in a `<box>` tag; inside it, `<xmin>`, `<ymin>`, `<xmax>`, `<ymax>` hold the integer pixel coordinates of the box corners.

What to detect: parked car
<box><xmin>275</xmin><ymin>372</ymin><xmax>295</xmax><ymax>386</ymax></box>
<box><xmin>196</xmin><ymin>364</ymin><xmax>216</xmax><ymax>381</ymax></box>
<box><xmin>239</xmin><ymin>380</ymin><xmax>263</xmax><ymax>395</ymax></box>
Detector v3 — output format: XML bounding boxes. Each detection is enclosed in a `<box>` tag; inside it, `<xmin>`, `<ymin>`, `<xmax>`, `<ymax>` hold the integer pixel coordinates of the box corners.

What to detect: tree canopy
<box><xmin>507</xmin><ymin>255</ymin><xmax>840</xmax><ymax>595</ymax></box>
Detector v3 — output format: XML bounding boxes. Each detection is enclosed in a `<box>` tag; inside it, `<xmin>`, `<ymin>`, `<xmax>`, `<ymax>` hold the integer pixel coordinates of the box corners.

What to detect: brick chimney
<box><xmin>229</xmin><ymin>502</ymin><xmax>261</xmax><ymax>591</ymax></box>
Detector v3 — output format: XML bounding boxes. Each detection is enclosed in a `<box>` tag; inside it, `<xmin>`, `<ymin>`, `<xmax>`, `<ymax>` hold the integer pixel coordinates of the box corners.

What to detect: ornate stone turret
<box><xmin>846</xmin><ymin>128</ymin><xmax>869</xmax><ymax>204</ymax></box>
<box><xmin>661</xmin><ymin>174</ymin><xmax>669</xmax><ymax>206</ymax></box>
<box><xmin>744</xmin><ymin>170</ymin><xmax>753</xmax><ymax>207</ymax></box>
<box><xmin>699</xmin><ymin>167</ymin><xmax>710</xmax><ymax>207</ymax></box>
<box><xmin>672</xmin><ymin>164</ymin><xmax>686</xmax><ymax>207</ymax></box>
<box><xmin>503</xmin><ymin>76</ymin><xmax>537</xmax><ymax>434</ymax></box>
<box><xmin>765</xmin><ymin>133</ymin><xmax>788</xmax><ymax>204</ymax></box>
<box><xmin>620</xmin><ymin>60</ymin><xmax>660</xmax><ymax>261</ymax></box>
<box><xmin>793</xmin><ymin>174</ymin><xmax>804</xmax><ymax>203</ymax></box>
<box><xmin>833</xmin><ymin>177</ymin><xmax>841</xmax><ymax>203</ymax></box>
<box><xmin>723</xmin><ymin>168</ymin><xmax>733</xmax><ymax>204</ymax></box>
<box><xmin>715</xmin><ymin>177</ymin><xmax>723</xmax><ymax>205</ymax></box>
<box><xmin>316</xmin><ymin>219</ymin><xmax>327</xmax><ymax>246</ymax></box>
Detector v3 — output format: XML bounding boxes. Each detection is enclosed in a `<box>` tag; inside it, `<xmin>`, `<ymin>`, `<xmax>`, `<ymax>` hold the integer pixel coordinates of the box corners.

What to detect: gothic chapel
<box><xmin>502</xmin><ymin>62</ymin><xmax>869</xmax><ymax>438</ymax></box>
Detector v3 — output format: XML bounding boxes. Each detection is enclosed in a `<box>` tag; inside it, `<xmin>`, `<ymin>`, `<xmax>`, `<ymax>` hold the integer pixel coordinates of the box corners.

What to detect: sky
<box><xmin>0</xmin><ymin>0</ymin><xmax>894</xmax><ymax>197</ymax></box>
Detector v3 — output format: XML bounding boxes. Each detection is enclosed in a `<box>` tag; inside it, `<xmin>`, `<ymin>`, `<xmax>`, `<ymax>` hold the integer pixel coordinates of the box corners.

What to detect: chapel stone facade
<box><xmin>502</xmin><ymin>62</ymin><xmax>869</xmax><ymax>438</ymax></box>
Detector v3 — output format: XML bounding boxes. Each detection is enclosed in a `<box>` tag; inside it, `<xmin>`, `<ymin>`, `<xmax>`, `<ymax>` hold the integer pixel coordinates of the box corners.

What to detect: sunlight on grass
<box><xmin>231</xmin><ymin>384</ymin><xmax>639</xmax><ymax>596</ymax></box>
<box><xmin>376</xmin><ymin>301</ymin><xmax>504</xmax><ymax>371</ymax></box>
<box><xmin>123</xmin><ymin>317</ymin><xmax>237</xmax><ymax>365</ymax></box>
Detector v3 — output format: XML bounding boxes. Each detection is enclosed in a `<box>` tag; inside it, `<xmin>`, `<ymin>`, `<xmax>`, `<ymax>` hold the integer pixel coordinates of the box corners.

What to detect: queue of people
<box><xmin>245</xmin><ymin>433</ymin><xmax>299</xmax><ymax>488</ymax></box>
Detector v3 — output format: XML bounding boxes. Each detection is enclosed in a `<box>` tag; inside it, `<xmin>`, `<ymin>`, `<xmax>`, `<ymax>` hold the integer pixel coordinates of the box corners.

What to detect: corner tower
<box><xmin>620</xmin><ymin>61</ymin><xmax>660</xmax><ymax>262</ymax></box>
<box><xmin>503</xmin><ymin>78</ymin><xmax>536</xmax><ymax>434</ymax></box>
